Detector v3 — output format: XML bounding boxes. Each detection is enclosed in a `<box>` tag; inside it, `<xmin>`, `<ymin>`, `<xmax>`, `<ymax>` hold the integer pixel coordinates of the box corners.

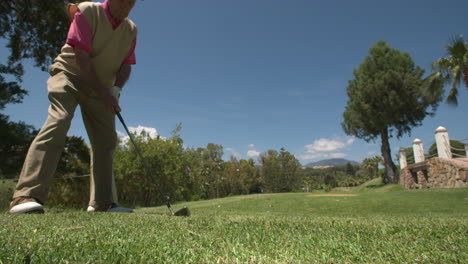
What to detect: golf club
<box><xmin>116</xmin><ymin>112</ymin><xmax>190</xmax><ymax>217</ymax></box>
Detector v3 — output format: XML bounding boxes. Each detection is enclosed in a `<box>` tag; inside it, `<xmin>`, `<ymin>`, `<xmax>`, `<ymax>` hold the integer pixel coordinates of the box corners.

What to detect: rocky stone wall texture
<box><xmin>400</xmin><ymin>158</ymin><xmax>468</xmax><ymax>189</ymax></box>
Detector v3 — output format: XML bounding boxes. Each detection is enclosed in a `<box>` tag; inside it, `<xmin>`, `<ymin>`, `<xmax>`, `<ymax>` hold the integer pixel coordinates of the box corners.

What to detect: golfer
<box><xmin>9</xmin><ymin>0</ymin><xmax>137</xmax><ymax>214</ymax></box>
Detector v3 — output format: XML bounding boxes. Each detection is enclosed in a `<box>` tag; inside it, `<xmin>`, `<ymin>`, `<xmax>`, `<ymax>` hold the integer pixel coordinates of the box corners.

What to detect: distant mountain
<box><xmin>303</xmin><ymin>158</ymin><xmax>360</xmax><ymax>168</ymax></box>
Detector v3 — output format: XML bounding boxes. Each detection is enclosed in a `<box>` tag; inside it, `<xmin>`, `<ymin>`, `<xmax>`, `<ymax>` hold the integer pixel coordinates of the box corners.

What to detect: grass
<box><xmin>0</xmin><ymin>181</ymin><xmax>467</xmax><ymax>263</ymax></box>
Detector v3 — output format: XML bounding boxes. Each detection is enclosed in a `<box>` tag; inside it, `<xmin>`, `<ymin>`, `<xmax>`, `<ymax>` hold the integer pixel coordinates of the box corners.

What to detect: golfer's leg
<box><xmin>14</xmin><ymin>72</ymin><xmax>78</xmax><ymax>203</ymax></box>
<box><xmin>81</xmin><ymin>98</ymin><xmax>117</xmax><ymax>209</ymax></box>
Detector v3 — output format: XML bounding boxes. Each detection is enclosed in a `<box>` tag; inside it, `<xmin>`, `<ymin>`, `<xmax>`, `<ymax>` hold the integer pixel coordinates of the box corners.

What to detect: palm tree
<box><xmin>361</xmin><ymin>156</ymin><xmax>382</xmax><ymax>179</ymax></box>
<box><xmin>432</xmin><ymin>35</ymin><xmax>468</xmax><ymax>105</ymax></box>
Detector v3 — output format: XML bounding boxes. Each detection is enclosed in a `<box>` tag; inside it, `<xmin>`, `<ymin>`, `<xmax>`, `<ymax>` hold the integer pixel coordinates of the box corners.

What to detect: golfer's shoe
<box><xmin>87</xmin><ymin>203</ymin><xmax>134</xmax><ymax>213</ymax></box>
<box><xmin>9</xmin><ymin>197</ymin><xmax>45</xmax><ymax>214</ymax></box>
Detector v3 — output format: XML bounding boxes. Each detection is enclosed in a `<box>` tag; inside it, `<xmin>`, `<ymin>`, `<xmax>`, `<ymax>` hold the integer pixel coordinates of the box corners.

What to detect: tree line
<box><xmin>2</xmin><ymin>129</ymin><xmax>384</xmax><ymax>208</ymax></box>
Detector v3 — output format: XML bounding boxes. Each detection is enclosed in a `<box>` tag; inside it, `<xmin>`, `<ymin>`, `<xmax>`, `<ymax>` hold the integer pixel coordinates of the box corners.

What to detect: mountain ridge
<box><xmin>303</xmin><ymin>158</ymin><xmax>360</xmax><ymax>168</ymax></box>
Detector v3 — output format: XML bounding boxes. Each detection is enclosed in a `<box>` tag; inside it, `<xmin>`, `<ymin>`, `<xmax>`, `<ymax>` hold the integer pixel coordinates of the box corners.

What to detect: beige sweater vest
<box><xmin>53</xmin><ymin>2</ymin><xmax>137</xmax><ymax>89</ymax></box>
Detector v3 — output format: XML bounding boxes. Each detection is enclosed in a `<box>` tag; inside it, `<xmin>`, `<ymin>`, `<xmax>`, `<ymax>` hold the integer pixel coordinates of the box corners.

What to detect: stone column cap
<box><xmin>413</xmin><ymin>138</ymin><xmax>423</xmax><ymax>144</ymax></box>
<box><xmin>435</xmin><ymin>126</ymin><xmax>448</xmax><ymax>133</ymax></box>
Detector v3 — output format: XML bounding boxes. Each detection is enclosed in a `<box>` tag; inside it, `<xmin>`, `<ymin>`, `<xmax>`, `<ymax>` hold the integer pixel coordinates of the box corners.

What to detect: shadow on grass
<box><xmin>137</xmin><ymin>211</ymin><xmax>168</xmax><ymax>216</ymax></box>
<box><xmin>366</xmin><ymin>184</ymin><xmax>384</xmax><ymax>189</ymax></box>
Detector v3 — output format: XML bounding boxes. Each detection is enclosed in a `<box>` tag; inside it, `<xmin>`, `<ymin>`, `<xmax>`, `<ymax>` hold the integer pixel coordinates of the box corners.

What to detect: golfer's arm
<box><xmin>115</xmin><ymin>64</ymin><xmax>131</xmax><ymax>89</ymax></box>
<box><xmin>74</xmin><ymin>47</ymin><xmax>110</xmax><ymax>97</ymax></box>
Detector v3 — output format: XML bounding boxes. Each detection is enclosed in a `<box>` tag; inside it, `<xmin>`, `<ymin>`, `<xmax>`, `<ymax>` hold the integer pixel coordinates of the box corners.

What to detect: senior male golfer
<box><xmin>9</xmin><ymin>0</ymin><xmax>137</xmax><ymax>214</ymax></box>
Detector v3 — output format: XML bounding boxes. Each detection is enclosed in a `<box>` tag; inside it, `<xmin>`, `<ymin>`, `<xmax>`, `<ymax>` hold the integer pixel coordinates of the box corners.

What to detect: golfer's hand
<box><xmin>104</xmin><ymin>92</ymin><xmax>121</xmax><ymax>114</ymax></box>
<box><xmin>110</xmin><ymin>86</ymin><xmax>121</xmax><ymax>103</ymax></box>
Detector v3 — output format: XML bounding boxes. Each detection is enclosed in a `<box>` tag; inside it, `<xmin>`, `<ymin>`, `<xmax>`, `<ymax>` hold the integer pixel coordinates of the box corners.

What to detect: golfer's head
<box><xmin>109</xmin><ymin>0</ymin><xmax>136</xmax><ymax>21</ymax></box>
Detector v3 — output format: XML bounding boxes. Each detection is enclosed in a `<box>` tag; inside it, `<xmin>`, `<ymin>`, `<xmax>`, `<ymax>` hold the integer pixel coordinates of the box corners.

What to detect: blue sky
<box><xmin>2</xmin><ymin>0</ymin><xmax>468</xmax><ymax>165</ymax></box>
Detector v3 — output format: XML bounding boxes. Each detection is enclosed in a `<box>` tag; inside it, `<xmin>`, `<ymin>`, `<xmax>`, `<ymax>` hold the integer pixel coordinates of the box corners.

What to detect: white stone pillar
<box><xmin>399</xmin><ymin>148</ymin><xmax>407</xmax><ymax>169</ymax></box>
<box><xmin>465</xmin><ymin>144</ymin><xmax>468</xmax><ymax>157</ymax></box>
<box><xmin>435</xmin><ymin>126</ymin><xmax>452</xmax><ymax>159</ymax></box>
<box><xmin>413</xmin><ymin>139</ymin><xmax>425</xmax><ymax>163</ymax></box>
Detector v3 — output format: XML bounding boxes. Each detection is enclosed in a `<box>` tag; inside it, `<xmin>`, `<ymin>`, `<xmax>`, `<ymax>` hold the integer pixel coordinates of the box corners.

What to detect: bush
<box><xmin>0</xmin><ymin>180</ymin><xmax>16</xmax><ymax>210</ymax></box>
<box><xmin>48</xmin><ymin>177</ymin><xmax>90</xmax><ymax>209</ymax></box>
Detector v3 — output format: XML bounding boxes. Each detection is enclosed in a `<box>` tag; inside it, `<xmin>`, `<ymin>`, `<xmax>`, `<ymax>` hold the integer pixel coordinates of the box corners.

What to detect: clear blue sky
<box><xmin>3</xmin><ymin>0</ymin><xmax>468</xmax><ymax>165</ymax></box>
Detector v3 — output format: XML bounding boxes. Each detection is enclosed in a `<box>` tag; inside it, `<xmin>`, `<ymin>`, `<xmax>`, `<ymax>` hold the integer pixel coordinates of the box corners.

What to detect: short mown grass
<box><xmin>1</xmin><ymin>182</ymin><xmax>467</xmax><ymax>263</ymax></box>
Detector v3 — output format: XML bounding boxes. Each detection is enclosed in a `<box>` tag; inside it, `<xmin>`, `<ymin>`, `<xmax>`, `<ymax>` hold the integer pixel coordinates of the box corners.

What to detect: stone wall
<box><xmin>400</xmin><ymin>158</ymin><xmax>468</xmax><ymax>189</ymax></box>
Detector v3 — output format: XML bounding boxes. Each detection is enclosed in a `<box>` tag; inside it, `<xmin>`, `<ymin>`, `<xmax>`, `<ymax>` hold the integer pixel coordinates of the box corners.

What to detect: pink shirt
<box><xmin>66</xmin><ymin>0</ymin><xmax>136</xmax><ymax>65</ymax></box>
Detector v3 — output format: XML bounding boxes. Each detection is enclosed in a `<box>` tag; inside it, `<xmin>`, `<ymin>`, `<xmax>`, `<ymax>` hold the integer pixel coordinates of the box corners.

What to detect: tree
<box><xmin>113</xmin><ymin>126</ymin><xmax>188</xmax><ymax>206</ymax></box>
<box><xmin>0</xmin><ymin>114</ymin><xmax>38</xmax><ymax>178</ymax></box>
<box><xmin>0</xmin><ymin>0</ymin><xmax>77</xmax><ymax>71</ymax></box>
<box><xmin>222</xmin><ymin>157</ymin><xmax>259</xmax><ymax>196</ymax></box>
<box><xmin>197</xmin><ymin>143</ymin><xmax>224</xmax><ymax>199</ymax></box>
<box><xmin>0</xmin><ymin>65</ymin><xmax>27</xmax><ymax>112</ymax></box>
<box><xmin>244</xmin><ymin>158</ymin><xmax>262</xmax><ymax>193</ymax></box>
<box><xmin>342</xmin><ymin>40</ymin><xmax>443</xmax><ymax>184</ymax></box>
<box><xmin>260</xmin><ymin>150</ymin><xmax>281</xmax><ymax>192</ymax></box>
<box><xmin>55</xmin><ymin>136</ymin><xmax>91</xmax><ymax>177</ymax></box>
<box><xmin>0</xmin><ymin>0</ymin><xmax>86</xmax><ymax>178</ymax></box>
<box><xmin>432</xmin><ymin>36</ymin><xmax>468</xmax><ymax>105</ymax></box>
<box><xmin>222</xmin><ymin>156</ymin><xmax>240</xmax><ymax>196</ymax></box>
<box><xmin>278</xmin><ymin>148</ymin><xmax>302</xmax><ymax>192</ymax></box>
<box><xmin>48</xmin><ymin>136</ymin><xmax>91</xmax><ymax>208</ymax></box>
<box><xmin>300</xmin><ymin>168</ymin><xmax>325</xmax><ymax>191</ymax></box>
<box><xmin>260</xmin><ymin>148</ymin><xmax>301</xmax><ymax>192</ymax></box>
<box><xmin>323</xmin><ymin>172</ymin><xmax>337</xmax><ymax>192</ymax></box>
<box><xmin>206</xmin><ymin>143</ymin><xmax>224</xmax><ymax>198</ymax></box>
<box><xmin>0</xmin><ymin>0</ymin><xmax>83</xmax><ymax>112</ymax></box>
<box><xmin>360</xmin><ymin>156</ymin><xmax>382</xmax><ymax>179</ymax></box>
<box><xmin>181</xmin><ymin>147</ymin><xmax>207</xmax><ymax>201</ymax></box>
<box><xmin>345</xmin><ymin>162</ymin><xmax>355</xmax><ymax>176</ymax></box>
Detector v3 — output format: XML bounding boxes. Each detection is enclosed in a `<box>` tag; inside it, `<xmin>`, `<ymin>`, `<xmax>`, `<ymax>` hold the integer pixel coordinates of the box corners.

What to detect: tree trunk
<box><xmin>380</xmin><ymin>127</ymin><xmax>398</xmax><ymax>184</ymax></box>
<box><xmin>464</xmin><ymin>68</ymin><xmax>468</xmax><ymax>88</ymax></box>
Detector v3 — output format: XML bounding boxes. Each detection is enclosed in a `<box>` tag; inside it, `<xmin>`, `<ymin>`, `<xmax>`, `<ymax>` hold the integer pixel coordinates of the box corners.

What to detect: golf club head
<box><xmin>174</xmin><ymin>206</ymin><xmax>190</xmax><ymax>217</ymax></box>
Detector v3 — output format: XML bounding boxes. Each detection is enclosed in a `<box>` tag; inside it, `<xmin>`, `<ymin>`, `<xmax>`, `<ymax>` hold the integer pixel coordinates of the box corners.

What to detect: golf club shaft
<box><xmin>116</xmin><ymin>112</ymin><xmax>175</xmax><ymax>215</ymax></box>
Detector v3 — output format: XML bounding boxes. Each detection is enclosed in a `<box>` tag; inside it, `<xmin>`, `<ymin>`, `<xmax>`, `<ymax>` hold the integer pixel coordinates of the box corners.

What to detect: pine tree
<box><xmin>342</xmin><ymin>40</ymin><xmax>443</xmax><ymax>183</ymax></box>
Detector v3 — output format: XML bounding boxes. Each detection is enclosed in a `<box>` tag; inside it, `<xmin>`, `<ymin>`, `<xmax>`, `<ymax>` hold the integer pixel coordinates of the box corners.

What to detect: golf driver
<box><xmin>116</xmin><ymin>112</ymin><xmax>190</xmax><ymax>217</ymax></box>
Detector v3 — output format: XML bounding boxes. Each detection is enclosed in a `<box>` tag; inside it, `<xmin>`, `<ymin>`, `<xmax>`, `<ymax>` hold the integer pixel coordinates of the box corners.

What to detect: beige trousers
<box><xmin>14</xmin><ymin>69</ymin><xmax>118</xmax><ymax>209</ymax></box>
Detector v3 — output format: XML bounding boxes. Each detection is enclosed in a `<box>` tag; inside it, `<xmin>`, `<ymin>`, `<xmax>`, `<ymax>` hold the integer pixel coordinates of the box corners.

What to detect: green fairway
<box><xmin>1</xmin><ymin>183</ymin><xmax>467</xmax><ymax>263</ymax></box>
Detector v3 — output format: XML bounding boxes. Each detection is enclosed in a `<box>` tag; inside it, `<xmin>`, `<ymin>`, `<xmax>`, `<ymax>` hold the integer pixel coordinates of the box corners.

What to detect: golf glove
<box><xmin>110</xmin><ymin>85</ymin><xmax>122</xmax><ymax>102</ymax></box>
